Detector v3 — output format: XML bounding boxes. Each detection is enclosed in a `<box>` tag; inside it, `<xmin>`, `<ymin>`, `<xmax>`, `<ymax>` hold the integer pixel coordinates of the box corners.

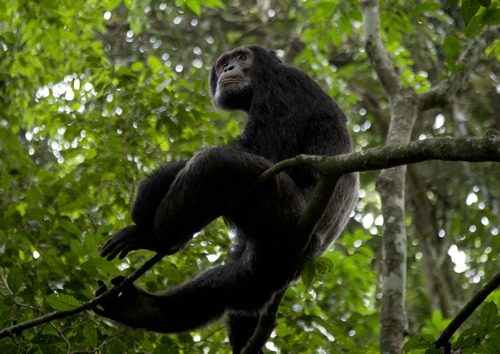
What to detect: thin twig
<box><xmin>0</xmin><ymin>253</ymin><xmax>165</xmax><ymax>339</ymax></box>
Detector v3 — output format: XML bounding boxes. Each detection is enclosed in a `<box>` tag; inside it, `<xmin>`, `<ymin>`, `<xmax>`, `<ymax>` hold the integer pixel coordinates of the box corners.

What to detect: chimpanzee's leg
<box><xmin>95</xmin><ymin>249</ymin><xmax>286</xmax><ymax>334</ymax></box>
<box><xmin>100</xmin><ymin>161</ymin><xmax>187</xmax><ymax>260</ymax></box>
<box><xmin>153</xmin><ymin>146</ymin><xmax>305</xmax><ymax>253</ymax></box>
<box><xmin>227</xmin><ymin>314</ymin><xmax>262</xmax><ymax>354</ymax></box>
<box><xmin>131</xmin><ymin>161</ymin><xmax>187</xmax><ymax>226</ymax></box>
<box><xmin>227</xmin><ymin>286</ymin><xmax>287</xmax><ymax>353</ymax></box>
<box><xmin>96</xmin><ymin>147</ymin><xmax>305</xmax><ymax>335</ymax></box>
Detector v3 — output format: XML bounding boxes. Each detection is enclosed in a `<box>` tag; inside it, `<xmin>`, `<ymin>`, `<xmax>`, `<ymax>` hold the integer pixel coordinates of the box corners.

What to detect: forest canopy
<box><xmin>0</xmin><ymin>0</ymin><xmax>499</xmax><ymax>353</ymax></box>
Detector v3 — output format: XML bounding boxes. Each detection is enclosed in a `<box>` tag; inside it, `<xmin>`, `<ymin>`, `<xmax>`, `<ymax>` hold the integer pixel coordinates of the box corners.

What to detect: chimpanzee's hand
<box><xmin>93</xmin><ymin>275</ymin><xmax>144</xmax><ymax>325</ymax></box>
<box><xmin>100</xmin><ymin>225</ymin><xmax>180</xmax><ymax>260</ymax></box>
<box><xmin>100</xmin><ymin>225</ymin><xmax>149</xmax><ymax>260</ymax></box>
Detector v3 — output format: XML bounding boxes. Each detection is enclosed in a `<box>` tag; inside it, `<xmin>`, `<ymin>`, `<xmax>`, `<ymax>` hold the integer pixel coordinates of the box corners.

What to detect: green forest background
<box><xmin>0</xmin><ymin>0</ymin><xmax>499</xmax><ymax>353</ymax></box>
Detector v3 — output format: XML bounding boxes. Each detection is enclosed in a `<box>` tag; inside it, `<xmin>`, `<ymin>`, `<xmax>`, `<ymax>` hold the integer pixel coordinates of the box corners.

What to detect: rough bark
<box><xmin>362</xmin><ymin>1</ymin><xmax>416</xmax><ymax>351</ymax></box>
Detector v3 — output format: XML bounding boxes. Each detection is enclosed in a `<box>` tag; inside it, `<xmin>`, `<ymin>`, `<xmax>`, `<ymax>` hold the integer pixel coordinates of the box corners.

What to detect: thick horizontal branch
<box><xmin>259</xmin><ymin>134</ymin><xmax>499</xmax><ymax>182</ymax></box>
<box><xmin>2</xmin><ymin>134</ymin><xmax>498</xmax><ymax>340</ymax></box>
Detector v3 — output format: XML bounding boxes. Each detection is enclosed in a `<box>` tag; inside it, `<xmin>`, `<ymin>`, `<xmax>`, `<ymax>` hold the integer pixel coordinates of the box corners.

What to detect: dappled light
<box><xmin>0</xmin><ymin>0</ymin><xmax>498</xmax><ymax>353</ymax></box>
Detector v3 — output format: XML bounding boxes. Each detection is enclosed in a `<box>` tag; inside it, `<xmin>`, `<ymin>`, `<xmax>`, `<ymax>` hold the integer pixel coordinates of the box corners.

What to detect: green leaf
<box><xmin>483</xmin><ymin>9</ymin><xmax>500</xmax><ymax>25</ymax></box>
<box><xmin>462</xmin><ymin>0</ymin><xmax>481</xmax><ymax>26</ymax></box>
<box><xmin>402</xmin><ymin>334</ymin><xmax>435</xmax><ymax>351</ymax></box>
<box><xmin>444</xmin><ymin>36</ymin><xmax>460</xmax><ymax>58</ymax></box>
<box><xmin>131</xmin><ymin>61</ymin><xmax>144</xmax><ymax>72</ymax></box>
<box><xmin>300</xmin><ymin>257</ymin><xmax>334</xmax><ymax>288</ymax></box>
<box><xmin>81</xmin><ymin>257</ymin><xmax>118</xmax><ymax>275</ymax></box>
<box><xmin>31</xmin><ymin>334</ymin><xmax>64</xmax><ymax>345</ymax></box>
<box><xmin>102</xmin><ymin>0</ymin><xmax>122</xmax><ymax>11</ymax></box>
<box><xmin>184</xmin><ymin>0</ymin><xmax>202</xmax><ymax>16</ymax></box>
<box><xmin>204</xmin><ymin>0</ymin><xmax>225</xmax><ymax>8</ymax></box>
<box><xmin>485</xmin><ymin>327</ymin><xmax>500</xmax><ymax>352</ymax></box>
<box><xmin>46</xmin><ymin>293</ymin><xmax>80</xmax><ymax>311</ymax></box>
<box><xmin>302</xmin><ymin>28</ymin><xmax>322</xmax><ymax>43</ymax></box>
<box><xmin>464</xmin><ymin>12</ymin><xmax>485</xmax><ymax>37</ymax></box>
<box><xmin>16</xmin><ymin>203</ymin><xmax>26</xmax><ymax>216</ymax></box>
<box><xmin>424</xmin><ymin>348</ymin><xmax>444</xmax><ymax>354</ymax></box>
<box><xmin>0</xmin><ymin>275</ymin><xmax>10</xmax><ymax>297</ymax></box>
<box><xmin>414</xmin><ymin>2</ymin><xmax>442</xmax><ymax>13</ymax></box>
<box><xmin>455</xmin><ymin>324</ymin><xmax>484</xmax><ymax>349</ymax></box>
<box><xmin>480</xmin><ymin>302</ymin><xmax>498</xmax><ymax>332</ymax></box>
<box><xmin>301</xmin><ymin>259</ymin><xmax>316</xmax><ymax>288</ymax></box>
<box><xmin>83</xmin><ymin>324</ymin><xmax>98</xmax><ymax>346</ymax></box>
<box><xmin>7</xmin><ymin>265</ymin><xmax>22</xmax><ymax>294</ymax></box>
<box><xmin>147</xmin><ymin>56</ymin><xmax>162</xmax><ymax>72</ymax></box>
<box><xmin>59</xmin><ymin>219</ymin><xmax>81</xmax><ymax>236</ymax></box>
<box><xmin>313</xmin><ymin>257</ymin><xmax>334</xmax><ymax>275</ymax></box>
<box><xmin>476</xmin><ymin>0</ymin><xmax>491</xmax><ymax>7</ymax></box>
<box><xmin>444</xmin><ymin>36</ymin><xmax>460</xmax><ymax>70</ymax></box>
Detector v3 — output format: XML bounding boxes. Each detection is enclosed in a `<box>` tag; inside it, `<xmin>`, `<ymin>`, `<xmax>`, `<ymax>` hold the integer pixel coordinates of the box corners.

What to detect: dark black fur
<box><xmin>95</xmin><ymin>46</ymin><xmax>358</xmax><ymax>353</ymax></box>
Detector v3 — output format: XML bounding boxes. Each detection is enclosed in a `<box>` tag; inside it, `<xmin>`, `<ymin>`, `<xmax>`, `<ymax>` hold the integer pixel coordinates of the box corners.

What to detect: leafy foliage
<box><xmin>0</xmin><ymin>0</ymin><xmax>498</xmax><ymax>352</ymax></box>
<box><xmin>404</xmin><ymin>302</ymin><xmax>500</xmax><ymax>353</ymax></box>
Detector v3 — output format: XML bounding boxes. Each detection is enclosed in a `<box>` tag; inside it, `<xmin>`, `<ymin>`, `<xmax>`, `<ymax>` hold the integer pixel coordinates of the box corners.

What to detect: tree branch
<box><xmin>0</xmin><ymin>253</ymin><xmax>165</xmax><ymax>340</ymax></box>
<box><xmin>420</xmin><ymin>25</ymin><xmax>500</xmax><ymax>111</ymax></box>
<box><xmin>251</xmin><ymin>133</ymin><xmax>499</xmax><ymax>351</ymax></box>
<box><xmin>361</xmin><ymin>0</ymin><xmax>402</xmax><ymax>97</ymax></box>
<box><xmin>435</xmin><ymin>272</ymin><xmax>500</xmax><ymax>350</ymax></box>
<box><xmin>294</xmin><ymin>174</ymin><xmax>341</xmax><ymax>253</ymax></box>
<box><xmin>1</xmin><ymin>134</ymin><xmax>498</xmax><ymax>341</ymax></box>
<box><xmin>259</xmin><ymin>134</ymin><xmax>500</xmax><ymax>181</ymax></box>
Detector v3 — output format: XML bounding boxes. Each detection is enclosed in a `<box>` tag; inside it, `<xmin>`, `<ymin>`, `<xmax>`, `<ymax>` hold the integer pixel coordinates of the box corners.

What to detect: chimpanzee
<box><xmin>94</xmin><ymin>46</ymin><xmax>358</xmax><ymax>353</ymax></box>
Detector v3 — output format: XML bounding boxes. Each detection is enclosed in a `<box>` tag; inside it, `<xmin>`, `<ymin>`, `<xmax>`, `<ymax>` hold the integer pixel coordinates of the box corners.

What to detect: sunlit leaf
<box><xmin>131</xmin><ymin>61</ymin><xmax>144</xmax><ymax>72</ymax></box>
<box><xmin>184</xmin><ymin>0</ymin><xmax>202</xmax><ymax>16</ymax></box>
<box><xmin>147</xmin><ymin>56</ymin><xmax>162</xmax><ymax>72</ymax></box>
<box><xmin>204</xmin><ymin>0</ymin><xmax>225</xmax><ymax>8</ymax></box>
<box><xmin>413</xmin><ymin>2</ymin><xmax>442</xmax><ymax>12</ymax></box>
<box><xmin>102</xmin><ymin>0</ymin><xmax>122</xmax><ymax>11</ymax></box>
